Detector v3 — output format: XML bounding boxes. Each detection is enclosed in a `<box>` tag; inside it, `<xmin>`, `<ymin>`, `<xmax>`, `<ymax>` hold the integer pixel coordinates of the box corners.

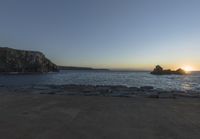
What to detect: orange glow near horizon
<box><xmin>181</xmin><ymin>66</ymin><xmax>194</xmax><ymax>72</ymax></box>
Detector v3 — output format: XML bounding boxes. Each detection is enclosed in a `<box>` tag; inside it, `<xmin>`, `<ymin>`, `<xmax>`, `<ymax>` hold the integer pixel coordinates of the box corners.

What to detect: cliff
<box><xmin>0</xmin><ymin>47</ymin><xmax>58</xmax><ymax>73</ymax></box>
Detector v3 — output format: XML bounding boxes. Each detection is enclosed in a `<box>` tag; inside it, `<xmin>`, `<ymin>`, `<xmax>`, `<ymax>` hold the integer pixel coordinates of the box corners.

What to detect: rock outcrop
<box><xmin>0</xmin><ymin>47</ymin><xmax>58</xmax><ymax>73</ymax></box>
<box><xmin>151</xmin><ymin>65</ymin><xmax>187</xmax><ymax>75</ymax></box>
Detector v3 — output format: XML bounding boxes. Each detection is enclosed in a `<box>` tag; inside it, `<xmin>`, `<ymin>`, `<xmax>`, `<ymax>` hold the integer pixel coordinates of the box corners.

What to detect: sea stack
<box><xmin>0</xmin><ymin>47</ymin><xmax>58</xmax><ymax>73</ymax></box>
<box><xmin>151</xmin><ymin>65</ymin><xmax>187</xmax><ymax>75</ymax></box>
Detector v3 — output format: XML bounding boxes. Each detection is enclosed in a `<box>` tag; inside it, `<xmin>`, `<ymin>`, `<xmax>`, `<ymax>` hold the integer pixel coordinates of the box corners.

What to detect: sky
<box><xmin>0</xmin><ymin>0</ymin><xmax>200</xmax><ymax>70</ymax></box>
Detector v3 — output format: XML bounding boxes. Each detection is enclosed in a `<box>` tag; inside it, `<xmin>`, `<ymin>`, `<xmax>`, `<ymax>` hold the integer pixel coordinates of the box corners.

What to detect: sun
<box><xmin>182</xmin><ymin>66</ymin><xmax>193</xmax><ymax>72</ymax></box>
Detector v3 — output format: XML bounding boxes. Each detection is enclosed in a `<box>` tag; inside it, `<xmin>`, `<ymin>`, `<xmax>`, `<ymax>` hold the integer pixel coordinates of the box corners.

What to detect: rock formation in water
<box><xmin>0</xmin><ymin>47</ymin><xmax>58</xmax><ymax>73</ymax></box>
<box><xmin>151</xmin><ymin>65</ymin><xmax>187</xmax><ymax>75</ymax></box>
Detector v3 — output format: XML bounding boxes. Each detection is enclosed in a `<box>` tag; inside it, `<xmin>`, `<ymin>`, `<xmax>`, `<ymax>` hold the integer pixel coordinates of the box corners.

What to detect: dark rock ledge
<box><xmin>2</xmin><ymin>84</ymin><xmax>200</xmax><ymax>99</ymax></box>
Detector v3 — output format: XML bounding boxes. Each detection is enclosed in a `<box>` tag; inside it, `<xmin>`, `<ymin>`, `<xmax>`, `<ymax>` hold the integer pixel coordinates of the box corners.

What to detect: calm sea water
<box><xmin>0</xmin><ymin>70</ymin><xmax>200</xmax><ymax>91</ymax></box>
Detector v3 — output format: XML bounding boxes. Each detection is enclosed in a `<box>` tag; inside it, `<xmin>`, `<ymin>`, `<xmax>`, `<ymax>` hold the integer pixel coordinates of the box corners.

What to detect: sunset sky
<box><xmin>0</xmin><ymin>0</ymin><xmax>200</xmax><ymax>70</ymax></box>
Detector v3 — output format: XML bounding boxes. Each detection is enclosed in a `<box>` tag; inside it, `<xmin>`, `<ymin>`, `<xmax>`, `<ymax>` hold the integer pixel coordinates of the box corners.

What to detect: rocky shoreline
<box><xmin>1</xmin><ymin>84</ymin><xmax>199</xmax><ymax>98</ymax></box>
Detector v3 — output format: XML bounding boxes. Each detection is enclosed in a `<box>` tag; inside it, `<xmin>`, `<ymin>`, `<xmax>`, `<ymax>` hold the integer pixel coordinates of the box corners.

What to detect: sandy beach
<box><xmin>1</xmin><ymin>92</ymin><xmax>200</xmax><ymax>139</ymax></box>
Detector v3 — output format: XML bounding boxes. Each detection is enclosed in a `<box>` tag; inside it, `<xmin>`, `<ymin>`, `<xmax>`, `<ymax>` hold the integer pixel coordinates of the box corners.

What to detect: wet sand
<box><xmin>1</xmin><ymin>94</ymin><xmax>200</xmax><ymax>139</ymax></box>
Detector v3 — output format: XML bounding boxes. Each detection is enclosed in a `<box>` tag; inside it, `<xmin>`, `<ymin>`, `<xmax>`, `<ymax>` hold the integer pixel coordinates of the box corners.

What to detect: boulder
<box><xmin>0</xmin><ymin>47</ymin><xmax>58</xmax><ymax>73</ymax></box>
<box><xmin>140</xmin><ymin>86</ymin><xmax>154</xmax><ymax>90</ymax></box>
<box><xmin>129</xmin><ymin>87</ymin><xmax>139</xmax><ymax>91</ymax></box>
<box><xmin>175</xmin><ymin>68</ymin><xmax>187</xmax><ymax>75</ymax></box>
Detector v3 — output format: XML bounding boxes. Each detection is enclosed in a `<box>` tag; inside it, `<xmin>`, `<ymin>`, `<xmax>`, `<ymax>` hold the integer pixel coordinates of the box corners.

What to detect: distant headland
<box><xmin>151</xmin><ymin>65</ymin><xmax>187</xmax><ymax>75</ymax></box>
<box><xmin>58</xmin><ymin>66</ymin><xmax>109</xmax><ymax>71</ymax></box>
<box><xmin>0</xmin><ymin>47</ymin><xmax>58</xmax><ymax>73</ymax></box>
<box><xmin>0</xmin><ymin>47</ymin><xmax>109</xmax><ymax>73</ymax></box>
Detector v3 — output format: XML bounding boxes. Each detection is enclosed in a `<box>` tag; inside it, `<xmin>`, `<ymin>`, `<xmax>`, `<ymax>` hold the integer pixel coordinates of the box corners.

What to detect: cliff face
<box><xmin>0</xmin><ymin>47</ymin><xmax>58</xmax><ymax>73</ymax></box>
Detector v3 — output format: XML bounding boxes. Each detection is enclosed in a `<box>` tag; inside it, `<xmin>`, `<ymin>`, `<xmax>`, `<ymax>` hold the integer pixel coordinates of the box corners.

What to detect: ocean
<box><xmin>0</xmin><ymin>70</ymin><xmax>200</xmax><ymax>92</ymax></box>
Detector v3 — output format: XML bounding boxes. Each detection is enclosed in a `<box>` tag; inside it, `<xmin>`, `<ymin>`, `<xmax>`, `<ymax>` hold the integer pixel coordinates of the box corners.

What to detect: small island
<box><xmin>151</xmin><ymin>65</ymin><xmax>187</xmax><ymax>75</ymax></box>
